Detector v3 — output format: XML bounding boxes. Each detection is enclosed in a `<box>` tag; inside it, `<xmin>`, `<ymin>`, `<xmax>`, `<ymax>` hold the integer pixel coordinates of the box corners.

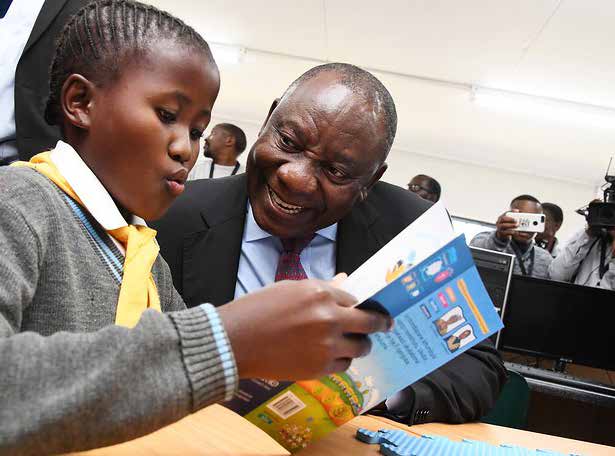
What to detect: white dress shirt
<box><xmin>188</xmin><ymin>156</ymin><xmax>244</xmax><ymax>180</ymax></box>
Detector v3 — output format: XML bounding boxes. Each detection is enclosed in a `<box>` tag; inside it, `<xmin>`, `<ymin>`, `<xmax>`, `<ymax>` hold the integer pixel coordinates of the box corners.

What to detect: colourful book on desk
<box><xmin>223</xmin><ymin>204</ymin><xmax>503</xmax><ymax>453</ymax></box>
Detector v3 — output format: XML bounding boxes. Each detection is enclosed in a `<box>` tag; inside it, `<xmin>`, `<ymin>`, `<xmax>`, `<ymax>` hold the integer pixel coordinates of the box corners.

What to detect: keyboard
<box><xmin>505</xmin><ymin>362</ymin><xmax>615</xmax><ymax>400</ymax></box>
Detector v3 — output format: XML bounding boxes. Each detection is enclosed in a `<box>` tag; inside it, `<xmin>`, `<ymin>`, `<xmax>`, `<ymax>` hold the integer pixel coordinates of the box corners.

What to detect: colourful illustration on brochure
<box><xmin>224</xmin><ymin>232</ymin><xmax>503</xmax><ymax>453</ymax></box>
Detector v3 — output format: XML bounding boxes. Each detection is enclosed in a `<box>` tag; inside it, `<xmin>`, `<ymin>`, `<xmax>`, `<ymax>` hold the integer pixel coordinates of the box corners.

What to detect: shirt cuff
<box><xmin>168</xmin><ymin>304</ymin><xmax>239</xmax><ymax>411</ymax></box>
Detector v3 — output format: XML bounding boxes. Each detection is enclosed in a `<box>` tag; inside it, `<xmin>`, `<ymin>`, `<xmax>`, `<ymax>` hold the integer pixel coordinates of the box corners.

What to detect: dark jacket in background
<box><xmin>153</xmin><ymin>174</ymin><xmax>507</xmax><ymax>425</ymax></box>
<box><xmin>15</xmin><ymin>0</ymin><xmax>86</xmax><ymax>160</ymax></box>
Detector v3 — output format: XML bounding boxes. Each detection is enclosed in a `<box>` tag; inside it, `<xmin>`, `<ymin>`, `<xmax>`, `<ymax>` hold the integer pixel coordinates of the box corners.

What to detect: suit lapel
<box><xmin>336</xmin><ymin>198</ymin><xmax>383</xmax><ymax>275</ymax></box>
<box><xmin>22</xmin><ymin>0</ymin><xmax>69</xmax><ymax>56</ymax></box>
<box><xmin>182</xmin><ymin>176</ymin><xmax>248</xmax><ymax>307</ymax></box>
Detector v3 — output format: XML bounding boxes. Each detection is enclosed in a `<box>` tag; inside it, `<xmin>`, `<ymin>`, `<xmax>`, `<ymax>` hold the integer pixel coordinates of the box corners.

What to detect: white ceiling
<box><xmin>150</xmin><ymin>0</ymin><xmax>615</xmax><ymax>187</ymax></box>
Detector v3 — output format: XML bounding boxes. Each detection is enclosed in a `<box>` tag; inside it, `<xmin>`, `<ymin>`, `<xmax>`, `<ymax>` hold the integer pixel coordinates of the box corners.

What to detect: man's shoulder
<box><xmin>153</xmin><ymin>173</ymin><xmax>248</xmax><ymax>231</ymax></box>
<box><xmin>367</xmin><ymin>181</ymin><xmax>432</xmax><ymax>216</ymax></box>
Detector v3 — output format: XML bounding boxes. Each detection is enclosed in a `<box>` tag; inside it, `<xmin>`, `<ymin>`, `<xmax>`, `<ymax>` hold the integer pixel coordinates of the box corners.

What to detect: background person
<box><xmin>470</xmin><ymin>194</ymin><xmax>552</xmax><ymax>278</ymax></box>
<box><xmin>188</xmin><ymin>123</ymin><xmax>246</xmax><ymax>180</ymax></box>
<box><xmin>407</xmin><ymin>174</ymin><xmax>441</xmax><ymax>203</ymax></box>
<box><xmin>535</xmin><ymin>202</ymin><xmax>564</xmax><ymax>257</ymax></box>
<box><xmin>1</xmin><ymin>0</ymin><xmax>86</xmax><ymax>165</ymax></box>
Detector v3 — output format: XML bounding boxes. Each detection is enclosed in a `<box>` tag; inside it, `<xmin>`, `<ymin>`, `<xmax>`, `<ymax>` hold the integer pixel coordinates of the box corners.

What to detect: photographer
<box><xmin>470</xmin><ymin>195</ymin><xmax>552</xmax><ymax>278</ymax></box>
<box><xmin>549</xmin><ymin>220</ymin><xmax>615</xmax><ymax>291</ymax></box>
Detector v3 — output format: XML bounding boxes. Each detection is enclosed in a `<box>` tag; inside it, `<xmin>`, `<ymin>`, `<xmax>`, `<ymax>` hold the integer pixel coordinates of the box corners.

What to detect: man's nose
<box><xmin>276</xmin><ymin>158</ymin><xmax>319</xmax><ymax>196</ymax></box>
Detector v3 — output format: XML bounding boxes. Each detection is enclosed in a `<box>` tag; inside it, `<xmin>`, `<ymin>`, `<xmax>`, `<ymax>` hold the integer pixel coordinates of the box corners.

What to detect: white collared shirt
<box><xmin>49</xmin><ymin>140</ymin><xmax>146</xmax><ymax>254</ymax></box>
<box><xmin>0</xmin><ymin>0</ymin><xmax>46</xmax><ymax>162</ymax></box>
<box><xmin>187</xmin><ymin>156</ymin><xmax>244</xmax><ymax>180</ymax></box>
<box><xmin>234</xmin><ymin>203</ymin><xmax>338</xmax><ymax>299</ymax></box>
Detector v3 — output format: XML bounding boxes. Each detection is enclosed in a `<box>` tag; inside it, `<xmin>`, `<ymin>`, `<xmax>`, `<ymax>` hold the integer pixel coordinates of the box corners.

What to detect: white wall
<box><xmin>383</xmin><ymin>148</ymin><xmax>592</xmax><ymax>242</ymax></box>
<box><xmin>201</xmin><ymin>115</ymin><xmax>591</xmax><ymax>242</ymax></box>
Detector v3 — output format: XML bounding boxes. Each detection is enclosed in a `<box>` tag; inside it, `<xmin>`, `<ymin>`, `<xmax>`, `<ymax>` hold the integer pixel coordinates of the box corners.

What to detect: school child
<box><xmin>0</xmin><ymin>1</ymin><xmax>390</xmax><ymax>453</ymax></box>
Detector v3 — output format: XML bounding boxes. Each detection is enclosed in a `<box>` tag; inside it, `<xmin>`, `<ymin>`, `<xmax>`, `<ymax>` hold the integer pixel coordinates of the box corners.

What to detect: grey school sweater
<box><xmin>0</xmin><ymin>167</ymin><xmax>236</xmax><ymax>455</ymax></box>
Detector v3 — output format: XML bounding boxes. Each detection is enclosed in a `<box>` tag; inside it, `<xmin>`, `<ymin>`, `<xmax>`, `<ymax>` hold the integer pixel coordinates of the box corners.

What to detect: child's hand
<box><xmin>218</xmin><ymin>279</ymin><xmax>393</xmax><ymax>380</ymax></box>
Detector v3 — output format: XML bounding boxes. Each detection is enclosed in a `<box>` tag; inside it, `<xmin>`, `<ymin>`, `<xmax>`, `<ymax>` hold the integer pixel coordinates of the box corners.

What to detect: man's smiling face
<box><xmin>246</xmin><ymin>71</ymin><xmax>388</xmax><ymax>239</ymax></box>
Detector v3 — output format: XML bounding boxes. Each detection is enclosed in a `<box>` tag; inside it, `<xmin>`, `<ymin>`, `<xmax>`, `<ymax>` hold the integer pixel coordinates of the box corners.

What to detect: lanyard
<box><xmin>511</xmin><ymin>241</ymin><xmax>535</xmax><ymax>276</ymax></box>
<box><xmin>209</xmin><ymin>162</ymin><xmax>240</xmax><ymax>178</ymax></box>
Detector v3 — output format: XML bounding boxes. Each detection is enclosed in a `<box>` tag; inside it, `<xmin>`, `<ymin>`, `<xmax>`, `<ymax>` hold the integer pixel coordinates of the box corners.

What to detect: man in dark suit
<box><xmin>1</xmin><ymin>0</ymin><xmax>85</xmax><ymax>165</ymax></box>
<box><xmin>154</xmin><ymin>63</ymin><xmax>507</xmax><ymax>426</ymax></box>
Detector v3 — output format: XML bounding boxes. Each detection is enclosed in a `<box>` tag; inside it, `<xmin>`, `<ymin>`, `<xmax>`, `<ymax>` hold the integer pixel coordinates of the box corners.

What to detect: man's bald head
<box><xmin>281</xmin><ymin>63</ymin><xmax>397</xmax><ymax>160</ymax></box>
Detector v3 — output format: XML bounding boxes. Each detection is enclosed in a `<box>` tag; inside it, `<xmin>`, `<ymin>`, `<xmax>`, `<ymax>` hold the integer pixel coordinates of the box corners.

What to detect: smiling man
<box><xmin>153</xmin><ymin>63</ymin><xmax>506</xmax><ymax>426</ymax></box>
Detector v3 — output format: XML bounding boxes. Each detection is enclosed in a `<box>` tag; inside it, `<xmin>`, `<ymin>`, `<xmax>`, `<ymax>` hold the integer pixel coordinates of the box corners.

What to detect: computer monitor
<box><xmin>469</xmin><ymin>246</ymin><xmax>514</xmax><ymax>313</ymax></box>
<box><xmin>498</xmin><ymin>275</ymin><xmax>615</xmax><ymax>371</ymax></box>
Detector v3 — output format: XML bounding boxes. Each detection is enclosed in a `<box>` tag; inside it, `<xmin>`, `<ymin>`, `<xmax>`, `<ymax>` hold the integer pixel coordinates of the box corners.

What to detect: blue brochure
<box><xmin>348</xmin><ymin>234</ymin><xmax>503</xmax><ymax>411</ymax></box>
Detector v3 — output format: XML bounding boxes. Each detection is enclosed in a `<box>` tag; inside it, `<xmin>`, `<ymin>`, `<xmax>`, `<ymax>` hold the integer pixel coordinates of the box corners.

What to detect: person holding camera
<box><xmin>548</xmin><ymin>217</ymin><xmax>615</xmax><ymax>290</ymax></box>
<box><xmin>470</xmin><ymin>195</ymin><xmax>552</xmax><ymax>278</ymax></box>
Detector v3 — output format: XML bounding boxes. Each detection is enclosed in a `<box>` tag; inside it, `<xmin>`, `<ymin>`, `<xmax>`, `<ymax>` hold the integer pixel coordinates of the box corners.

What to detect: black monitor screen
<box><xmin>499</xmin><ymin>275</ymin><xmax>615</xmax><ymax>370</ymax></box>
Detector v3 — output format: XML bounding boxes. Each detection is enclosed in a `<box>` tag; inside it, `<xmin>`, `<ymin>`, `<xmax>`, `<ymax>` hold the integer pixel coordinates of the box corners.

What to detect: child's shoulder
<box><xmin>0</xmin><ymin>166</ymin><xmax>65</xmax><ymax>218</ymax></box>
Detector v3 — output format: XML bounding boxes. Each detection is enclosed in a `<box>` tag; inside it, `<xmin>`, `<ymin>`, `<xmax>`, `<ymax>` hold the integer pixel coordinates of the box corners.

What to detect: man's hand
<box><xmin>495</xmin><ymin>209</ymin><xmax>519</xmax><ymax>242</ymax></box>
<box><xmin>218</xmin><ymin>279</ymin><xmax>393</xmax><ymax>380</ymax></box>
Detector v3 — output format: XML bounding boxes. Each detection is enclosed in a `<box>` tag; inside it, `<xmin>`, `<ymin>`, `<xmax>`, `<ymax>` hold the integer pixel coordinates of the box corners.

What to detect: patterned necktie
<box><xmin>275</xmin><ymin>235</ymin><xmax>316</xmax><ymax>281</ymax></box>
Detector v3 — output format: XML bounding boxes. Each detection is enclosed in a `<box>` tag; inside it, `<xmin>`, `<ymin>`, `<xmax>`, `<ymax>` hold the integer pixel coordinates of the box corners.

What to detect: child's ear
<box><xmin>60</xmin><ymin>74</ymin><xmax>96</xmax><ymax>131</ymax></box>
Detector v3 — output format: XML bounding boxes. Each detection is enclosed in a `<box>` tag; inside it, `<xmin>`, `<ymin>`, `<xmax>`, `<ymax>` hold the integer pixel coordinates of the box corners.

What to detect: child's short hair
<box><xmin>45</xmin><ymin>0</ymin><xmax>215</xmax><ymax>126</ymax></box>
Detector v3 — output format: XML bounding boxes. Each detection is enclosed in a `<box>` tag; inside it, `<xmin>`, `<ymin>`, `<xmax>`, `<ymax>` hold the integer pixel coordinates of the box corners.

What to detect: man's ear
<box><xmin>258</xmin><ymin>98</ymin><xmax>280</xmax><ymax>136</ymax></box>
<box><xmin>61</xmin><ymin>74</ymin><xmax>96</xmax><ymax>131</ymax></box>
<box><xmin>362</xmin><ymin>163</ymin><xmax>388</xmax><ymax>199</ymax></box>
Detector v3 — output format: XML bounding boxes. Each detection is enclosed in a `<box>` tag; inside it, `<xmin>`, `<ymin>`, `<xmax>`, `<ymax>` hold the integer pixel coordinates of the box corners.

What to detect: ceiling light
<box><xmin>471</xmin><ymin>86</ymin><xmax>615</xmax><ymax>129</ymax></box>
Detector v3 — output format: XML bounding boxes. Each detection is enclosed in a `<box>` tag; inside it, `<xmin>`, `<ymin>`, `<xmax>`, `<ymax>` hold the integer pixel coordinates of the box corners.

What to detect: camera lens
<box><xmin>533</xmin><ymin>221</ymin><xmax>538</xmax><ymax>226</ymax></box>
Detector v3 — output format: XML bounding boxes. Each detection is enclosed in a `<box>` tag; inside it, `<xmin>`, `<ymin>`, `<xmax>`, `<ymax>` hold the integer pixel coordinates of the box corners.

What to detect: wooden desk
<box><xmin>71</xmin><ymin>404</ymin><xmax>615</xmax><ymax>456</ymax></box>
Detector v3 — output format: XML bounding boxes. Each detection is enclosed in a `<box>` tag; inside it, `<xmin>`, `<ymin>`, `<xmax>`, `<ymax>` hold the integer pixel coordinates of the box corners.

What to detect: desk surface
<box><xmin>71</xmin><ymin>404</ymin><xmax>615</xmax><ymax>456</ymax></box>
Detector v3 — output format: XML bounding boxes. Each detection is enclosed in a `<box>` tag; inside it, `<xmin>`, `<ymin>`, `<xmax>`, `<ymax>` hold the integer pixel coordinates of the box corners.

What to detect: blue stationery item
<box><xmin>355</xmin><ymin>428</ymin><xmax>584</xmax><ymax>456</ymax></box>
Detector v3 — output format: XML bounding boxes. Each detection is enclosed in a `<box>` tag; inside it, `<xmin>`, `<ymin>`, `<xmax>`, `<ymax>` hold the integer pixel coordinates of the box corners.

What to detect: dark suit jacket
<box><xmin>14</xmin><ymin>0</ymin><xmax>86</xmax><ymax>160</ymax></box>
<box><xmin>153</xmin><ymin>174</ymin><xmax>507</xmax><ymax>425</ymax></box>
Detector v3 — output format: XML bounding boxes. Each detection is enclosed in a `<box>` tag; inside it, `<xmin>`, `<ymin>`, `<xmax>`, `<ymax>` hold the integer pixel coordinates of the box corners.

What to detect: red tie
<box><xmin>275</xmin><ymin>235</ymin><xmax>316</xmax><ymax>281</ymax></box>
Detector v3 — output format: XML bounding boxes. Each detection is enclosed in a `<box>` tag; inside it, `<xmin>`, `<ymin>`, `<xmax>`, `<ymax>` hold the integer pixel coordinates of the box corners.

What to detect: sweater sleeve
<box><xmin>469</xmin><ymin>231</ymin><xmax>510</xmax><ymax>252</ymax></box>
<box><xmin>0</xmin><ymin>195</ymin><xmax>237</xmax><ymax>455</ymax></box>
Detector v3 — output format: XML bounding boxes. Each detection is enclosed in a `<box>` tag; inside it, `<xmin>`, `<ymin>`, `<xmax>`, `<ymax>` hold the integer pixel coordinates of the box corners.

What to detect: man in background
<box><xmin>408</xmin><ymin>174</ymin><xmax>441</xmax><ymax>203</ymax></box>
<box><xmin>1</xmin><ymin>0</ymin><xmax>85</xmax><ymax>165</ymax></box>
<box><xmin>188</xmin><ymin>123</ymin><xmax>246</xmax><ymax>180</ymax></box>
<box><xmin>535</xmin><ymin>202</ymin><xmax>564</xmax><ymax>257</ymax></box>
<box><xmin>470</xmin><ymin>195</ymin><xmax>552</xmax><ymax>278</ymax></box>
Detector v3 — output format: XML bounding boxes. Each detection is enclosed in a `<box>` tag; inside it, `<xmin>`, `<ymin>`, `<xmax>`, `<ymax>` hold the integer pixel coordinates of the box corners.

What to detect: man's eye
<box><xmin>327</xmin><ymin>166</ymin><xmax>346</xmax><ymax>178</ymax></box>
<box><xmin>280</xmin><ymin>134</ymin><xmax>295</xmax><ymax>148</ymax></box>
<box><xmin>190</xmin><ymin>129</ymin><xmax>203</xmax><ymax>141</ymax></box>
<box><xmin>157</xmin><ymin>109</ymin><xmax>176</xmax><ymax>123</ymax></box>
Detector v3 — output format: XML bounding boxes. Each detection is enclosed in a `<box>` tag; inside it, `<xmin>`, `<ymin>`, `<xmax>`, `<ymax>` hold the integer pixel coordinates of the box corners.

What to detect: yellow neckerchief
<box><xmin>12</xmin><ymin>152</ymin><xmax>161</xmax><ymax>327</ymax></box>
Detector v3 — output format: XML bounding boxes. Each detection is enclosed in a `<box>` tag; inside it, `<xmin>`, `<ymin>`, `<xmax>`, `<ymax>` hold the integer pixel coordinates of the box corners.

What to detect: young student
<box><xmin>0</xmin><ymin>1</ymin><xmax>391</xmax><ymax>453</ymax></box>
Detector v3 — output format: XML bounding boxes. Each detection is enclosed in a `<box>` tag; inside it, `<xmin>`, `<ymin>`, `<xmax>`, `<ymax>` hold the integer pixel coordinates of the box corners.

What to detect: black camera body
<box><xmin>587</xmin><ymin>172</ymin><xmax>615</xmax><ymax>228</ymax></box>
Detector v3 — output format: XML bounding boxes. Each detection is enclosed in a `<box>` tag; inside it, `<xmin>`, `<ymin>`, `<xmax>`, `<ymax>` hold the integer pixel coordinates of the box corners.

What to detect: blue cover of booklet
<box><xmin>224</xmin><ymin>227</ymin><xmax>503</xmax><ymax>453</ymax></box>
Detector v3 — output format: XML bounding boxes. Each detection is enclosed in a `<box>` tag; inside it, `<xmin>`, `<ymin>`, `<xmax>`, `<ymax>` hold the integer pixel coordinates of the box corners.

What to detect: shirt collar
<box><xmin>244</xmin><ymin>202</ymin><xmax>337</xmax><ymax>242</ymax></box>
<box><xmin>49</xmin><ymin>140</ymin><xmax>146</xmax><ymax>230</ymax></box>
